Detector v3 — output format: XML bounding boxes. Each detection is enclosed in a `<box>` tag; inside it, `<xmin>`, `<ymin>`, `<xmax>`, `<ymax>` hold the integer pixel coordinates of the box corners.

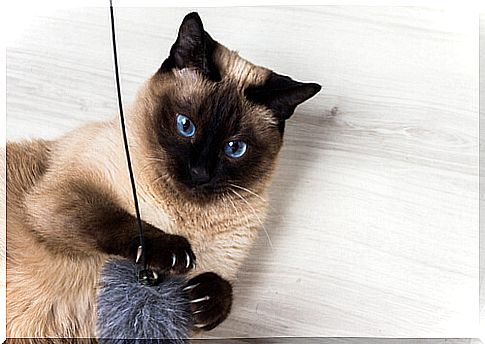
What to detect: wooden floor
<box><xmin>6</xmin><ymin>6</ymin><xmax>480</xmax><ymax>340</ymax></box>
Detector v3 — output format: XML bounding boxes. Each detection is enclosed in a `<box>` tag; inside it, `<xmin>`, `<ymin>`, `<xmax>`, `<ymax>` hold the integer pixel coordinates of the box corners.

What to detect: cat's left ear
<box><xmin>245</xmin><ymin>72</ymin><xmax>321</xmax><ymax>121</ymax></box>
<box><xmin>160</xmin><ymin>12</ymin><xmax>218</xmax><ymax>79</ymax></box>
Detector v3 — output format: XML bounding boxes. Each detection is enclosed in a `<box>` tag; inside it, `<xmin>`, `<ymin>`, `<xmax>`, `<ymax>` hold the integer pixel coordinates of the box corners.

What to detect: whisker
<box><xmin>152</xmin><ymin>174</ymin><xmax>166</xmax><ymax>184</ymax></box>
<box><xmin>226</xmin><ymin>192</ymin><xmax>241</xmax><ymax>217</ymax></box>
<box><xmin>227</xmin><ymin>182</ymin><xmax>267</xmax><ymax>204</ymax></box>
<box><xmin>230</xmin><ymin>188</ymin><xmax>273</xmax><ymax>250</ymax></box>
<box><xmin>145</xmin><ymin>157</ymin><xmax>163</xmax><ymax>162</ymax></box>
<box><xmin>225</xmin><ymin>191</ymin><xmax>255</xmax><ymax>233</ymax></box>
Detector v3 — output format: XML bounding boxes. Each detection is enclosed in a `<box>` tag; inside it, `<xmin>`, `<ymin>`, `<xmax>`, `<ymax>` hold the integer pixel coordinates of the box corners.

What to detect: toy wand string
<box><xmin>109</xmin><ymin>0</ymin><xmax>157</xmax><ymax>285</ymax></box>
<box><xmin>97</xmin><ymin>3</ymin><xmax>192</xmax><ymax>342</ymax></box>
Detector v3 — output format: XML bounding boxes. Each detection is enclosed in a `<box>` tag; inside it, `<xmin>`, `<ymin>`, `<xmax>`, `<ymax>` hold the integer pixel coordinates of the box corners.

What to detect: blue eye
<box><xmin>224</xmin><ymin>140</ymin><xmax>247</xmax><ymax>158</ymax></box>
<box><xmin>176</xmin><ymin>114</ymin><xmax>196</xmax><ymax>137</ymax></box>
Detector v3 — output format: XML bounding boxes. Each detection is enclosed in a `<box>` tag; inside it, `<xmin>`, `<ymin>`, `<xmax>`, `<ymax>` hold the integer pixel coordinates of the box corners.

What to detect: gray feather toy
<box><xmin>96</xmin><ymin>260</ymin><xmax>191</xmax><ymax>343</ymax></box>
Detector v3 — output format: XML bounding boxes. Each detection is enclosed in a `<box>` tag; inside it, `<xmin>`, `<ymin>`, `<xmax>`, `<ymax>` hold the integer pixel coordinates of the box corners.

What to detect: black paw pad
<box><xmin>184</xmin><ymin>272</ymin><xmax>233</xmax><ymax>331</ymax></box>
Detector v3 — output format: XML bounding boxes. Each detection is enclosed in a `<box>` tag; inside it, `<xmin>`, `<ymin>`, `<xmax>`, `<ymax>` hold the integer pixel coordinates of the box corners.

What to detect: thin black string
<box><xmin>109</xmin><ymin>0</ymin><xmax>146</xmax><ymax>270</ymax></box>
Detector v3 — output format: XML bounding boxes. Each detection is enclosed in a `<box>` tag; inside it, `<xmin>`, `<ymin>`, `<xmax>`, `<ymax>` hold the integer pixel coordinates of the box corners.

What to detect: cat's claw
<box><xmin>183</xmin><ymin>283</ymin><xmax>200</xmax><ymax>292</ymax></box>
<box><xmin>185</xmin><ymin>272</ymin><xmax>232</xmax><ymax>331</ymax></box>
<box><xmin>190</xmin><ymin>295</ymin><xmax>210</xmax><ymax>303</ymax></box>
<box><xmin>166</xmin><ymin>241</ymin><xmax>195</xmax><ymax>274</ymax></box>
<box><xmin>185</xmin><ymin>252</ymin><xmax>191</xmax><ymax>269</ymax></box>
<box><xmin>193</xmin><ymin>323</ymin><xmax>208</xmax><ymax>329</ymax></box>
<box><xmin>171</xmin><ymin>253</ymin><xmax>177</xmax><ymax>268</ymax></box>
<box><xmin>142</xmin><ymin>234</ymin><xmax>196</xmax><ymax>274</ymax></box>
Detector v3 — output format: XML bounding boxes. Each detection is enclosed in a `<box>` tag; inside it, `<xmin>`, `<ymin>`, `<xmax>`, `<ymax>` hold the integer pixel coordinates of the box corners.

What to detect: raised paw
<box><xmin>184</xmin><ymin>272</ymin><xmax>233</xmax><ymax>331</ymax></box>
<box><xmin>143</xmin><ymin>233</ymin><xmax>196</xmax><ymax>274</ymax></box>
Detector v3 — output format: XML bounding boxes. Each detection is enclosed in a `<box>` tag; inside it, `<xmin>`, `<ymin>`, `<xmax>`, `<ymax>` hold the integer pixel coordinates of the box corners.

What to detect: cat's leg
<box><xmin>9</xmin><ymin>175</ymin><xmax>195</xmax><ymax>339</ymax></box>
<box><xmin>185</xmin><ymin>272</ymin><xmax>233</xmax><ymax>331</ymax></box>
<box><xmin>25</xmin><ymin>176</ymin><xmax>195</xmax><ymax>273</ymax></box>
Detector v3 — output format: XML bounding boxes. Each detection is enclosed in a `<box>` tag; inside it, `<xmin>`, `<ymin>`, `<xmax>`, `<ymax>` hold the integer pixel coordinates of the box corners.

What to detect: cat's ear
<box><xmin>245</xmin><ymin>72</ymin><xmax>321</xmax><ymax>121</ymax></box>
<box><xmin>160</xmin><ymin>12</ymin><xmax>216</xmax><ymax>78</ymax></box>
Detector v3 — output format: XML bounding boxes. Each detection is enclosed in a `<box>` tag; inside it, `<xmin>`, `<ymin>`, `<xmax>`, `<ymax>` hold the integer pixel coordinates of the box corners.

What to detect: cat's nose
<box><xmin>189</xmin><ymin>166</ymin><xmax>211</xmax><ymax>184</ymax></box>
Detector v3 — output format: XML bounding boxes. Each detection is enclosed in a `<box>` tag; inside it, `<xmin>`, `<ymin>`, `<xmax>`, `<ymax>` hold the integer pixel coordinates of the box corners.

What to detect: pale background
<box><xmin>5</xmin><ymin>6</ymin><xmax>480</xmax><ymax>340</ymax></box>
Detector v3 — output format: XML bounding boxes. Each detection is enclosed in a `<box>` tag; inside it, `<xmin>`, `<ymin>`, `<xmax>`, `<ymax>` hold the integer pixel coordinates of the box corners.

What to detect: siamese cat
<box><xmin>6</xmin><ymin>12</ymin><xmax>321</xmax><ymax>340</ymax></box>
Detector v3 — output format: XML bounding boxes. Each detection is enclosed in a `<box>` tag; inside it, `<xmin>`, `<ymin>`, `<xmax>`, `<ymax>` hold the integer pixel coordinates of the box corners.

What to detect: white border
<box><xmin>1</xmin><ymin>1</ymin><xmax>483</xmax><ymax>342</ymax></box>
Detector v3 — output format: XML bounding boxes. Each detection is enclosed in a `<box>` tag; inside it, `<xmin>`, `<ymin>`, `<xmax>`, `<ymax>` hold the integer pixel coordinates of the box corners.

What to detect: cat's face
<box><xmin>138</xmin><ymin>12</ymin><xmax>320</xmax><ymax>201</ymax></box>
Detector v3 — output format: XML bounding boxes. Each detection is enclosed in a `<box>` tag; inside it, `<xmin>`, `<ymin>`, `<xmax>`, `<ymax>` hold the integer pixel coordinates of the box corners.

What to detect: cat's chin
<box><xmin>170</xmin><ymin>179</ymin><xmax>227</xmax><ymax>202</ymax></box>
<box><xmin>187</xmin><ymin>185</ymin><xmax>225</xmax><ymax>199</ymax></box>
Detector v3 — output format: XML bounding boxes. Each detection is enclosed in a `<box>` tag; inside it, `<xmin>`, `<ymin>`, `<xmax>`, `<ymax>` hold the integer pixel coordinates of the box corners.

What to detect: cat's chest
<box><xmin>137</xmin><ymin>196</ymin><xmax>263</xmax><ymax>280</ymax></box>
<box><xmin>139</xmin><ymin>196</ymin><xmax>255</xmax><ymax>239</ymax></box>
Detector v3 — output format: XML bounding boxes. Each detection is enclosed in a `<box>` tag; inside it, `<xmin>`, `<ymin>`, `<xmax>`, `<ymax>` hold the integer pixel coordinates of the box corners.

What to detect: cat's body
<box><xmin>7</xmin><ymin>116</ymin><xmax>264</xmax><ymax>339</ymax></box>
<box><xmin>6</xmin><ymin>12</ymin><xmax>320</xmax><ymax>340</ymax></box>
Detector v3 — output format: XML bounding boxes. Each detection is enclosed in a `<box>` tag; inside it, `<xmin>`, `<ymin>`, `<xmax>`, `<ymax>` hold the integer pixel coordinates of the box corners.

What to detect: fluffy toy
<box><xmin>96</xmin><ymin>259</ymin><xmax>191</xmax><ymax>343</ymax></box>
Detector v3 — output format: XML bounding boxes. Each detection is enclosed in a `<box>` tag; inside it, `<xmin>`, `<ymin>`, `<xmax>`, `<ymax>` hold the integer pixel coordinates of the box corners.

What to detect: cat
<box><xmin>6</xmin><ymin>11</ymin><xmax>321</xmax><ymax>340</ymax></box>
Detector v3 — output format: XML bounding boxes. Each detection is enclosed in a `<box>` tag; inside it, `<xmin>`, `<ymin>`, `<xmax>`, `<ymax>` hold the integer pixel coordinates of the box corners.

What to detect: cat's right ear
<box><xmin>159</xmin><ymin>12</ymin><xmax>217</xmax><ymax>78</ymax></box>
<box><xmin>245</xmin><ymin>72</ymin><xmax>321</xmax><ymax>121</ymax></box>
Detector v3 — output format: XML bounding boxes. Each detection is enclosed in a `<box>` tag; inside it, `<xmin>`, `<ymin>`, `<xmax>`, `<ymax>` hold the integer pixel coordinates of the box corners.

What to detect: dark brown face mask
<box><xmin>144</xmin><ymin>11</ymin><xmax>321</xmax><ymax>202</ymax></box>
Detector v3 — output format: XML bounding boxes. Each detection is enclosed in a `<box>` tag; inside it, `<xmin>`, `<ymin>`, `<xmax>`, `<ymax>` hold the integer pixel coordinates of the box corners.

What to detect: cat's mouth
<box><xmin>172</xmin><ymin>178</ymin><xmax>228</xmax><ymax>200</ymax></box>
<box><xmin>188</xmin><ymin>182</ymin><xmax>226</xmax><ymax>196</ymax></box>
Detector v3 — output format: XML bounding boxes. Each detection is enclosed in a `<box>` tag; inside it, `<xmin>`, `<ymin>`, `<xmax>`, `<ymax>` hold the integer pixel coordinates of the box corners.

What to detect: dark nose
<box><xmin>190</xmin><ymin>166</ymin><xmax>211</xmax><ymax>185</ymax></box>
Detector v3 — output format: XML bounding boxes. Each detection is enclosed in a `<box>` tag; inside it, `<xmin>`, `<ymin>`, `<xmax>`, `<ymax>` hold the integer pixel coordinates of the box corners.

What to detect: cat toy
<box><xmin>96</xmin><ymin>2</ymin><xmax>192</xmax><ymax>342</ymax></box>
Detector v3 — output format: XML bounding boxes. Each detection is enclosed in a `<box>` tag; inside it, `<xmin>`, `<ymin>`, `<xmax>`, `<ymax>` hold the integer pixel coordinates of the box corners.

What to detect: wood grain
<box><xmin>5</xmin><ymin>6</ymin><xmax>479</xmax><ymax>338</ymax></box>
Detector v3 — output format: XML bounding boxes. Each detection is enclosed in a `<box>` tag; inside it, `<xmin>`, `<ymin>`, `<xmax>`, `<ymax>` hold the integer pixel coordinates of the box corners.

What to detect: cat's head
<box><xmin>135</xmin><ymin>12</ymin><xmax>320</xmax><ymax>202</ymax></box>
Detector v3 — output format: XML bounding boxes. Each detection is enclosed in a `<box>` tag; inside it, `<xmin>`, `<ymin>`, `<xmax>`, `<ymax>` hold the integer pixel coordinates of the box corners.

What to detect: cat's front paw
<box><xmin>143</xmin><ymin>234</ymin><xmax>196</xmax><ymax>274</ymax></box>
<box><xmin>184</xmin><ymin>272</ymin><xmax>233</xmax><ymax>331</ymax></box>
